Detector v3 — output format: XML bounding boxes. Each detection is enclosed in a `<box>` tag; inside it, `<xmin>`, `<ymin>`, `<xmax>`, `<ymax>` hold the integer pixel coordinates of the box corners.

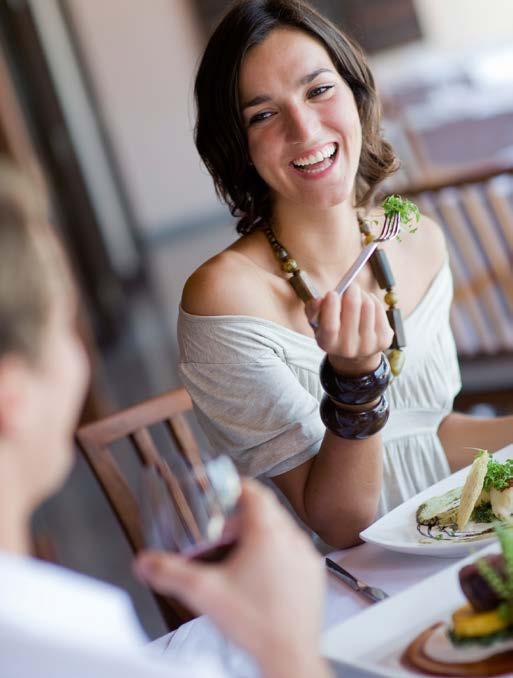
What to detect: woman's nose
<box><xmin>284</xmin><ymin>104</ymin><xmax>320</xmax><ymax>143</ymax></box>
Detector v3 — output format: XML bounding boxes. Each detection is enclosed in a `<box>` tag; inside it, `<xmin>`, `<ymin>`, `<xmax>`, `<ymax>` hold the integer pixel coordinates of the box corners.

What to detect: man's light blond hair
<box><xmin>0</xmin><ymin>158</ymin><xmax>72</xmax><ymax>361</ymax></box>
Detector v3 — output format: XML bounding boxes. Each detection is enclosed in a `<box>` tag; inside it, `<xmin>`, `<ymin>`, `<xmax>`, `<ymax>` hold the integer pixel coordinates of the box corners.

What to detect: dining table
<box><xmin>148</xmin><ymin>540</ymin><xmax>461</xmax><ymax>677</ymax></box>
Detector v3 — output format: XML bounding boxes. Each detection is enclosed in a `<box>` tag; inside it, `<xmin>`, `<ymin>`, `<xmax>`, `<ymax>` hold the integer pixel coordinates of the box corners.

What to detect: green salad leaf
<box><xmin>382</xmin><ymin>194</ymin><xmax>420</xmax><ymax>233</ymax></box>
<box><xmin>476</xmin><ymin>525</ymin><xmax>513</xmax><ymax>605</ymax></box>
<box><xmin>472</xmin><ymin>502</ymin><xmax>495</xmax><ymax>523</ymax></box>
<box><xmin>483</xmin><ymin>458</ymin><xmax>513</xmax><ymax>491</ymax></box>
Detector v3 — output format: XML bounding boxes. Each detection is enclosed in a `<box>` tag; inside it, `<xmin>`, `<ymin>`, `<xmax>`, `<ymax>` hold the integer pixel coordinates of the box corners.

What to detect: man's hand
<box><xmin>134</xmin><ymin>480</ymin><xmax>331</xmax><ymax>678</ymax></box>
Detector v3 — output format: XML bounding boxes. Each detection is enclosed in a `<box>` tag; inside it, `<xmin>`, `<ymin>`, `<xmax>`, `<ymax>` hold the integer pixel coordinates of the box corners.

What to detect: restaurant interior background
<box><xmin>0</xmin><ymin>0</ymin><xmax>512</xmax><ymax>637</ymax></box>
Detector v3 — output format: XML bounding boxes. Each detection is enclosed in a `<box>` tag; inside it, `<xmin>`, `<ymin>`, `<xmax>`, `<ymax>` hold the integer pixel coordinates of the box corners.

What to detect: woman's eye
<box><xmin>248</xmin><ymin>110</ymin><xmax>274</xmax><ymax>125</ymax></box>
<box><xmin>308</xmin><ymin>84</ymin><xmax>334</xmax><ymax>99</ymax></box>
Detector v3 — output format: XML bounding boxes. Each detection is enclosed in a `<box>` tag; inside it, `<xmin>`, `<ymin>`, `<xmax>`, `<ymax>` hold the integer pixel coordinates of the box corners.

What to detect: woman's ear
<box><xmin>0</xmin><ymin>355</ymin><xmax>33</xmax><ymax>439</ymax></box>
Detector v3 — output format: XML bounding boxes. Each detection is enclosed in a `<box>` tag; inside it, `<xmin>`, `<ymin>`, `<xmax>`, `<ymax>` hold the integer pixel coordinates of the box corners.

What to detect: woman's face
<box><xmin>239</xmin><ymin>27</ymin><xmax>362</xmax><ymax>213</ymax></box>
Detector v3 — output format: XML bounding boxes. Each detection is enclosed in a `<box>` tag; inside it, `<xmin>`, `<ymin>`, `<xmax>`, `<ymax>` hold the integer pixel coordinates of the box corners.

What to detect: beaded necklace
<box><xmin>263</xmin><ymin>216</ymin><xmax>406</xmax><ymax>377</ymax></box>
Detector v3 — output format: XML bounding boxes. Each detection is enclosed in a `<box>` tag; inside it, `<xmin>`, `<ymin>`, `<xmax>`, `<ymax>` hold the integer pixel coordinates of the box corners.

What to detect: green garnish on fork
<box><xmin>382</xmin><ymin>195</ymin><xmax>420</xmax><ymax>235</ymax></box>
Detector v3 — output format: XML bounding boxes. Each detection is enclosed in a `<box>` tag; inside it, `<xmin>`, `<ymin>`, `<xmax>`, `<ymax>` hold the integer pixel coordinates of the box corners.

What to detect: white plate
<box><xmin>360</xmin><ymin>444</ymin><xmax>513</xmax><ymax>558</ymax></box>
<box><xmin>321</xmin><ymin>542</ymin><xmax>501</xmax><ymax>677</ymax></box>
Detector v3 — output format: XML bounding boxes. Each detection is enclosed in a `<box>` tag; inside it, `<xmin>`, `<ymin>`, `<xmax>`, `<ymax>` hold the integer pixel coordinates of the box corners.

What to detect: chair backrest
<box><xmin>401</xmin><ymin>163</ymin><xmax>513</xmax><ymax>407</ymax></box>
<box><xmin>76</xmin><ymin>386</ymin><xmax>201</xmax><ymax>631</ymax></box>
<box><xmin>401</xmin><ymin>163</ymin><xmax>513</xmax><ymax>411</ymax></box>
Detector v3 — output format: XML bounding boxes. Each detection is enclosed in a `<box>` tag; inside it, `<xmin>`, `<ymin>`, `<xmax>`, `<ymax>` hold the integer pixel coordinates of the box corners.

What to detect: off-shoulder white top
<box><xmin>178</xmin><ymin>261</ymin><xmax>461</xmax><ymax>517</ymax></box>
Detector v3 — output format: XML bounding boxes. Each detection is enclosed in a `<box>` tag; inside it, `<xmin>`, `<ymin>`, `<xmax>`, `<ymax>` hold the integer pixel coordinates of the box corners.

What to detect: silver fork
<box><xmin>334</xmin><ymin>212</ymin><xmax>401</xmax><ymax>296</ymax></box>
<box><xmin>309</xmin><ymin>213</ymin><xmax>400</xmax><ymax>330</ymax></box>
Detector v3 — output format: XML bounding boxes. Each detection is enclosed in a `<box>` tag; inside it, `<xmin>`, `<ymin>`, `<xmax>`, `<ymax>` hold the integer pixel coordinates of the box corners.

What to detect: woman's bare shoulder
<box><xmin>181</xmin><ymin>247</ymin><xmax>270</xmax><ymax>317</ymax></box>
<box><xmin>409</xmin><ymin>212</ymin><xmax>448</xmax><ymax>266</ymax></box>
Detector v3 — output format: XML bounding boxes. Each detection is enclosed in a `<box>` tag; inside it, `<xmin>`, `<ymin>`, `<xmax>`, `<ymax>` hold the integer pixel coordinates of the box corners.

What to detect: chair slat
<box><xmin>76</xmin><ymin>437</ymin><xmax>144</xmax><ymax>551</ymax></box>
<box><xmin>439</xmin><ymin>198</ymin><xmax>500</xmax><ymax>353</ymax></box>
<box><xmin>404</xmin><ymin>165</ymin><xmax>513</xmax><ymax>363</ymax></box>
<box><xmin>449</xmin><ymin>248</ymin><xmax>496</xmax><ymax>354</ymax></box>
<box><xmin>167</xmin><ymin>414</ymin><xmax>201</xmax><ymax>465</ymax></box>
<box><xmin>132</xmin><ymin>426</ymin><xmax>202</xmax><ymax>542</ymax></box>
<box><xmin>131</xmin><ymin>427</ymin><xmax>161</xmax><ymax>467</ymax></box>
<box><xmin>487</xmin><ymin>183</ymin><xmax>513</xmax><ymax>253</ymax></box>
<box><xmin>462</xmin><ymin>186</ymin><xmax>513</xmax><ymax>314</ymax></box>
<box><xmin>160</xmin><ymin>461</ymin><xmax>203</xmax><ymax>543</ymax></box>
<box><xmin>76</xmin><ymin>386</ymin><xmax>199</xmax><ymax>631</ymax></box>
<box><xmin>444</xmin><ymin>194</ymin><xmax>512</xmax><ymax>348</ymax></box>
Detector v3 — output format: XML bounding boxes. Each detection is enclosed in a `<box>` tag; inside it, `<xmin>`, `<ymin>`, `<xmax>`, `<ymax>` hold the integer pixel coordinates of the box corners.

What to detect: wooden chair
<box><xmin>32</xmin><ymin>533</ymin><xmax>59</xmax><ymax>564</ymax></box>
<box><xmin>401</xmin><ymin>162</ymin><xmax>513</xmax><ymax>409</ymax></box>
<box><xmin>76</xmin><ymin>386</ymin><xmax>202</xmax><ymax>631</ymax></box>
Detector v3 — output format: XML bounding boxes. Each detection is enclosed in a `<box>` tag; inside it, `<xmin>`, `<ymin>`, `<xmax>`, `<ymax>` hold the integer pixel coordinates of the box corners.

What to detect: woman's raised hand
<box><xmin>305</xmin><ymin>284</ymin><xmax>394</xmax><ymax>376</ymax></box>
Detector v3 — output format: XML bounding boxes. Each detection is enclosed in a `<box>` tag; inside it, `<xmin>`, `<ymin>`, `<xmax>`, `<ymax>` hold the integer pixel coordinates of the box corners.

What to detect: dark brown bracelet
<box><xmin>320</xmin><ymin>353</ymin><xmax>391</xmax><ymax>406</ymax></box>
<box><xmin>320</xmin><ymin>393</ymin><xmax>390</xmax><ymax>440</ymax></box>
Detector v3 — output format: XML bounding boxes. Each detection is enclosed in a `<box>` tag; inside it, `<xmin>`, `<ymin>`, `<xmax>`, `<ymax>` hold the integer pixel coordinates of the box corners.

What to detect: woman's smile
<box><xmin>290</xmin><ymin>142</ymin><xmax>339</xmax><ymax>179</ymax></box>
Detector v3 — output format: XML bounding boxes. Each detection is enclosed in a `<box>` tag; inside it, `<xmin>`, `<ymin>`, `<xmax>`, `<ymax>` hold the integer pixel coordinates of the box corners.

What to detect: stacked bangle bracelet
<box><xmin>320</xmin><ymin>393</ymin><xmax>389</xmax><ymax>440</ymax></box>
<box><xmin>320</xmin><ymin>353</ymin><xmax>390</xmax><ymax>406</ymax></box>
<box><xmin>319</xmin><ymin>354</ymin><xmax>391</xmax><ymax>439</ymax></box>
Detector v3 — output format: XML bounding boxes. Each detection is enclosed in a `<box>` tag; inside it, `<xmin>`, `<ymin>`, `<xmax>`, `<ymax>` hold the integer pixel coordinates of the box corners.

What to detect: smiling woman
<box><xmin>178</xmin><ymin>0</ymin><xmax>513</xmax><ymax>550</ymax></box>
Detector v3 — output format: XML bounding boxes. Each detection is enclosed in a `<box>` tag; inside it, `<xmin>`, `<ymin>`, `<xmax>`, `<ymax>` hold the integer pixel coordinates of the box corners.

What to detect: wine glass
<box><xmin>140</xmin><ymin>451</ymin><xmax>241</xmax><ymax>561</ymax></box>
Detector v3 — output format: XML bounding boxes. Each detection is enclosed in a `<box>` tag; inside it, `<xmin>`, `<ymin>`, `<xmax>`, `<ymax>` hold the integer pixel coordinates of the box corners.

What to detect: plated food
<box><xmin>416</xmin><ymin>450</ymin><xmax>513</xmax><ymax>545</ymax></box>
<box><xmin>404</xmin><ymin>525</ymin><xmax>513</xmax><ymax>676</ymax></box>
<box><xmin>360</xmin><ymin>444</ymin><xmax>513</xmax><ymax>557</ymax></box>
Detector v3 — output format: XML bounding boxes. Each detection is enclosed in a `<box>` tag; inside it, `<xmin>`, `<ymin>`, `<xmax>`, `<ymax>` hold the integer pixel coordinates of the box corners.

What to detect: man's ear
<box><xmin>0</xmin><ymin>355</ymin><xmax>32</xmax><ymax>438</ymax></box>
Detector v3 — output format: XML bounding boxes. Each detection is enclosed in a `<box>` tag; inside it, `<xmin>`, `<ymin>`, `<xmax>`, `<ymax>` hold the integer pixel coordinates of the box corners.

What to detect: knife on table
<box><xmin>325</xmin><ymin>557</ymin><xmax>389</xmax><ymax>604</ymax></box>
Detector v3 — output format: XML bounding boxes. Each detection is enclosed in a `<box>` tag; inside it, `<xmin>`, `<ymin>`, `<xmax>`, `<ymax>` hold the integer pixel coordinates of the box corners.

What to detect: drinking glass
<box><xmin>140</xmin><ymin>451</ymin><xmax>241</xmax><ymax>561</ymax></box>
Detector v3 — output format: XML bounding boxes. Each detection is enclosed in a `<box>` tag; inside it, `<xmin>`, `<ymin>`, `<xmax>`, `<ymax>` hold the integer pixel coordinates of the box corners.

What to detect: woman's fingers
<box><xmin>304</xmin><ymin>297</ymin><xmax>321</xmax><ymax>327</ymax></box>
<box><xmin>339</xmin><ymin>285</ymin><xmax>362</xmax><ymax>357</ymax></box>
<box><xmin>373</xmin><ymin>294</ymin><xmax>394</xmax><ymax>348</ymax></box>
<box><xmin>315</xmin><ymin>291</ymin><xmax>341</xmax><ymax>352</ymax></box>
<box><xmin>310</xmin><ymin>285</ymin><xmax>394</xmax><ymax>360</ymax></box>
<box><xmin>358</xmin><ymin>292</ymin><xmax>376</xmax><ymax>356</ymax></box>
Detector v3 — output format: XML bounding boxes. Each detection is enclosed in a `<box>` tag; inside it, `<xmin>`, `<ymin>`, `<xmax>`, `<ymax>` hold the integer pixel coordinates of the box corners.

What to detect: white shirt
<box><xmin>0</xmin><ymin>550</ymin><xmax>226</xmax><ymax>678</ymax></box>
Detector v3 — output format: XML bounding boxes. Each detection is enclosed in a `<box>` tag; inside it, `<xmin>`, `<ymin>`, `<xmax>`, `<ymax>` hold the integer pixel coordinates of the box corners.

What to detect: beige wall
<box><xmin>372</xmin><ymin>0</ymin><xmax>513</xmax><ymax>82</ymax></box>
<box><xmin>66</xmin><ymin>0</ymin><xmax>222</xmax><ymax>234</ymax></box>
<box><xmin>414</xmin><ymin>0</ymin><xmax>513</xmax><ymax>50</ymax></box>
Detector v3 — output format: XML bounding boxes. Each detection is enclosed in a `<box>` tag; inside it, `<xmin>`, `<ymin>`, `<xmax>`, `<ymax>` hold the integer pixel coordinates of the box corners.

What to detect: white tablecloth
<box><xmin>150</xmin><ymin>542</ymin><xmax>456</xmax><ymax>677</ymax></box>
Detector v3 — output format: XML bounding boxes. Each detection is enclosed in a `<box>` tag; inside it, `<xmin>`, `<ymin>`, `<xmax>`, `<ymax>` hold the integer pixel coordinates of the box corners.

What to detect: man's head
<box><xmin>0</xmin><ymin>159</ymin><xmax>89</xmax><ymax>520</ymax></box>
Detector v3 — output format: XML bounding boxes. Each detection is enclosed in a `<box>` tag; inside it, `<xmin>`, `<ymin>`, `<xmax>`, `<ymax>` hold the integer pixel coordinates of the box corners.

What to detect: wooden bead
<box><xmin>364</xmin><ymin>233</ymin><xmax>374</xmax><ymax>245</ymax></box>
<box><xmin>388</xmin><ymin>348</ymin><xmax>405</xmax><ymax>376</ymax></box>
<box><xmin>282</xmin><ymin>258</ymin><xmax>298</xmax><ymax>273</ymax></box>
<box><xmin>358</xmin><ymin>218</ymin><xmax>371</xmax><ymax>235</ymax></box>
<box><xmin>386</xmin><ymin>307</ymin><xmax>406</xmax><ymax>349</ymax></box>
<box><xmin>289</xmin><ymin>270</ymin><xmax>318</xmax><ymax>302</ymax></box>
<box><xmin>384</xmin><ymin>290</ymin><xmax>398</xmax><ymax>307</ymax></box>
<box><xmin>277</xmin><ymin>248</ymin><xmax>289</xmax><ymax>261</ymax></box>
<box><xmin>370</xmin><ymin>249</ymin><xmax>396</xmax><ymax>289</ymax></box>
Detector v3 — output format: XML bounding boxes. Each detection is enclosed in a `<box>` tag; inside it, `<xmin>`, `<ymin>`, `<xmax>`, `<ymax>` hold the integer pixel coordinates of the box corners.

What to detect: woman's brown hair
<box><xmin>194</xmin><ymin>0</ymin><xmax>398</xmax><ymax>235</ymax></box>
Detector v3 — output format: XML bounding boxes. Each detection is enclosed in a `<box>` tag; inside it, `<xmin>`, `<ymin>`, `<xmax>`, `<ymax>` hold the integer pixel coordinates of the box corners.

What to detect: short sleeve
<box><xmin>178</xmin><ymin>311</ymin><xmax>325</xmax><ymax>478</ymax></box>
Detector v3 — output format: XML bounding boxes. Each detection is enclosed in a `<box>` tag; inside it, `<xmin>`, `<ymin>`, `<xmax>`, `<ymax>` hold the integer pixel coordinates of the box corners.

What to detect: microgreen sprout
<box><xmin>382</xmin><ymin>195</ymin><xmax>420</xmax><ymax>236</ymax></box>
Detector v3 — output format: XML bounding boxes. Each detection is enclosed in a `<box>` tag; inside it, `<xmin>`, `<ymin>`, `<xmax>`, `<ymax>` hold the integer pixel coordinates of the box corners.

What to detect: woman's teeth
<box><xmin>292</xmin><ymin>144</ymin><xmax>337</xmax><ymax>173</ymax></box>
